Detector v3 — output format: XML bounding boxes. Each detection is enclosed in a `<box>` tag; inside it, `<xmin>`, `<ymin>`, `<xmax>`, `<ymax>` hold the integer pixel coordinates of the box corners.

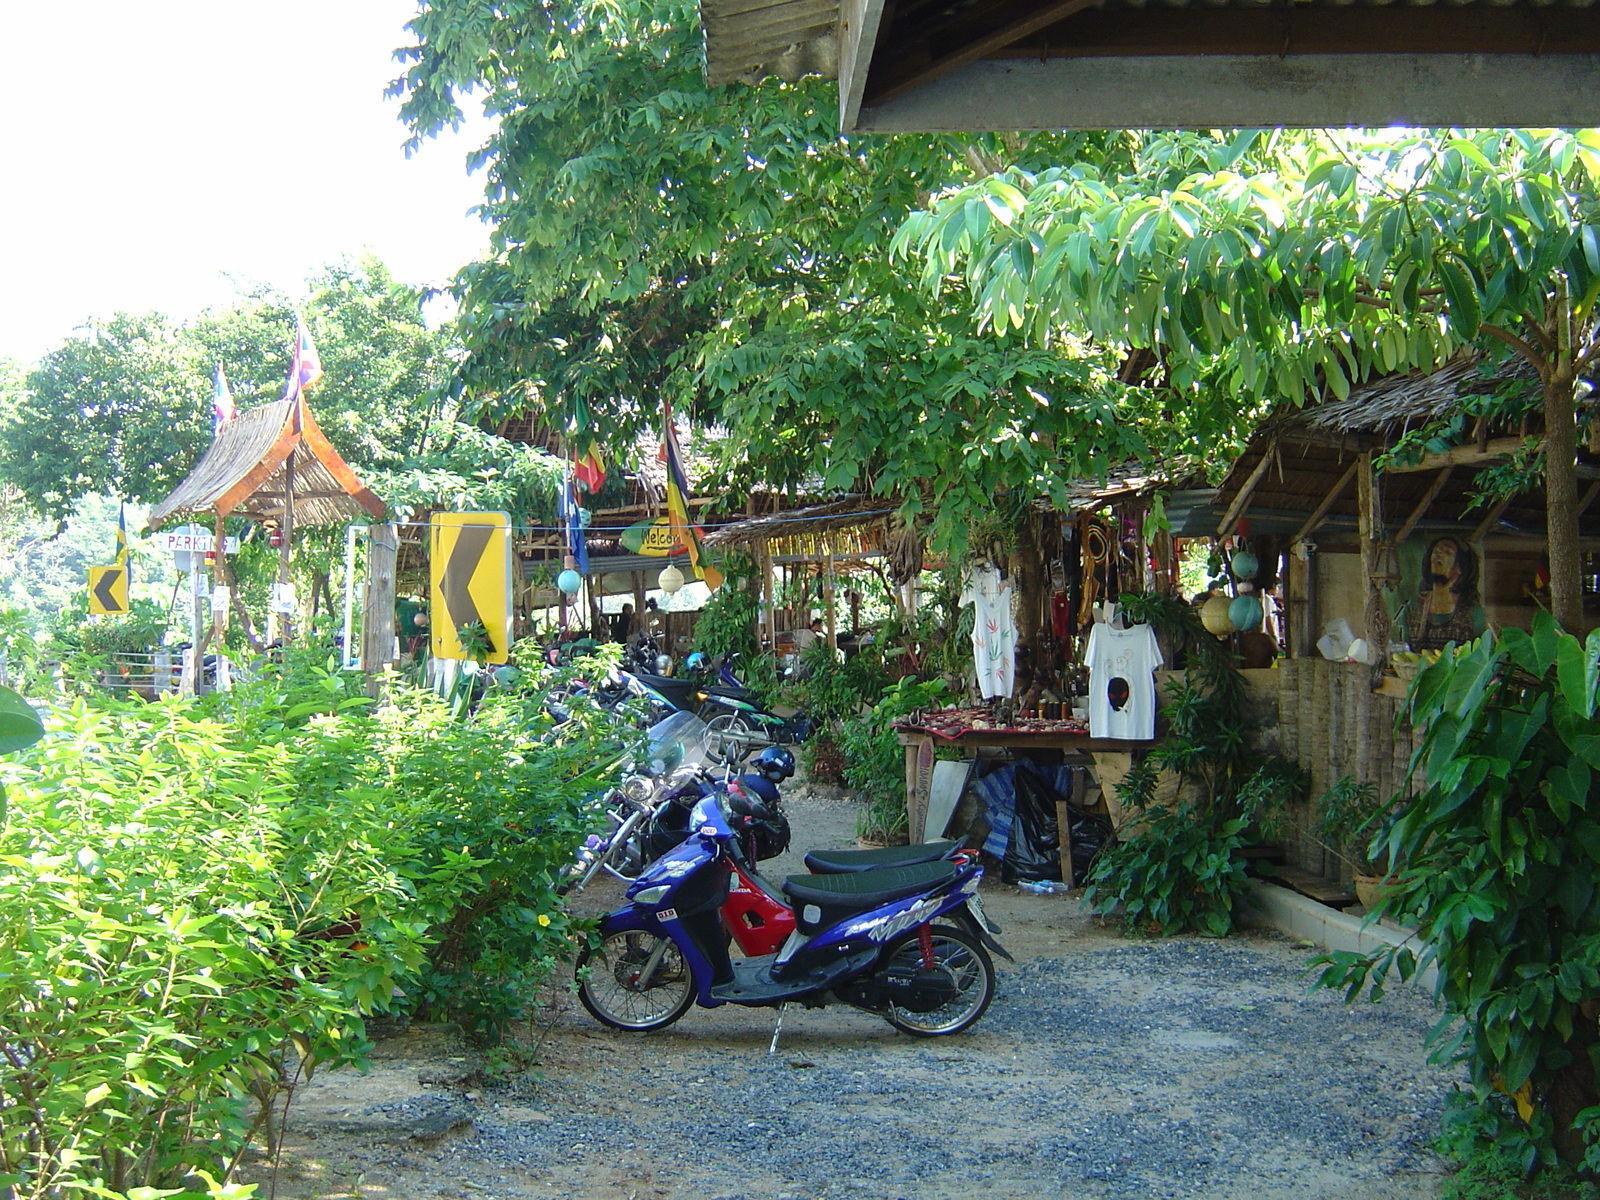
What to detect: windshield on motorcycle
<box><xmin>642</xmin><ymin>710</ymin><xmax>712</xmax><ymax>777</ymax></box>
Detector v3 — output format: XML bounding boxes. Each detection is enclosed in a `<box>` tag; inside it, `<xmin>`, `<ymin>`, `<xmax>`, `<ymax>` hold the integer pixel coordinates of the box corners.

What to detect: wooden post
<box><xmin>823</xmin><ymin>549</ymin><xmax>837</xmax><ymax>651</ymax></box>
<box><xmin>1356</xmin><ymin>452</ymin><xmax>1389</xmax><ymax>685</ymax></box>
<box><xmin>757</xmin><ymin>538</ymin><xmax>773</xmax><ymax>652</ymax></box>
<box><xmin>361</xmin><ymin>521</ymin><xmax>398</xmax><ymax>689</ymax></box>
<box><xmin>278</xmin><ymin>448</ymin><xmax>295</xmax><ymax>645</ymax></box>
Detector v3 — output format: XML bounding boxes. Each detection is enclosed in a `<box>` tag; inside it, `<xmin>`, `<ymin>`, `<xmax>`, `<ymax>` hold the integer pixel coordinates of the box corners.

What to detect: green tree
<box><xmin>899</xmin><ymin>128</ymin><xmax>1600</xmax><ymax>625</ymax></box>
<box><xmin>389</xmin><ymin>0</ymin><xmax>1184</xmax><ymax>553</ymax></box>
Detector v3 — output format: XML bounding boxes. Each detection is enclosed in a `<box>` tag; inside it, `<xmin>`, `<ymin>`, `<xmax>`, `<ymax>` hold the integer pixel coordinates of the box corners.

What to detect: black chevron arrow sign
<box><xmin>440</xmin><ymin>523</ymin><xmax>494</xmax><ymax>631</ymax></box>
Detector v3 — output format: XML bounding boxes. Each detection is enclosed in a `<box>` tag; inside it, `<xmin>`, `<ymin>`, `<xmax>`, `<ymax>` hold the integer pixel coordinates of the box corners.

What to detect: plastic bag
<box><xmin>1002</xmin><ymin>765</ymin><xmax>1062</xmax><ymax>884</ymax></box>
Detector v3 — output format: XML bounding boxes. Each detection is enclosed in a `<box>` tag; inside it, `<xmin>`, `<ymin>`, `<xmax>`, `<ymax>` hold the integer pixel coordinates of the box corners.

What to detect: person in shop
<box><xmin>610</xmin><ymin>602</ymin><xmax>636</xmax><ymax>644</ymax></box>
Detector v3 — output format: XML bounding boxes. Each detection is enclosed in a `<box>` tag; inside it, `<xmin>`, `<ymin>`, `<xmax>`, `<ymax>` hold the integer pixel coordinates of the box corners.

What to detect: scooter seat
<box><xmin>782</xmin><ymin>861</ymin><xmax>960</xmax><ymax>935</ymax></box>
<box><xmin>704</xmin><ymin>685</ymin><xmax>760</xmax><ymax>705</ymax></box>
<box><xmin>633</xmin><ymin>673</ymin><xmax>700</xmax><ymax>709</ymax></box>
<box><xmin>804</xmin><ymin>840</ymin><xmax>961</xmax><ymax>875</ymax></box>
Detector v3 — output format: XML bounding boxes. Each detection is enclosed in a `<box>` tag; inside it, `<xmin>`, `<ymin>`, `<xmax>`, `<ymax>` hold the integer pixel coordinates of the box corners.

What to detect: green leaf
<box><xmin>1557</xmin><ymin>632</ymin><xmax>1599</xmax><ymax>719</ymax></box>
<box><xmin>0</xmin><ymin>685</ymin><xmax>44</xmax><ymax>755</ymax></box>
<box><xmin>1437</xmin><ymin>257</ymin><xmax>1482</xmax><ymax>338</ymax></box>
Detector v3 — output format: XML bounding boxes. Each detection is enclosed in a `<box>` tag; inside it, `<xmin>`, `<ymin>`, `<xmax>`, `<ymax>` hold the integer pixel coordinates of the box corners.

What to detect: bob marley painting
<box><xmin>1395</xmin><ymin>534</ymin><xmax>1486</xmax><ymax>652</ymax></box>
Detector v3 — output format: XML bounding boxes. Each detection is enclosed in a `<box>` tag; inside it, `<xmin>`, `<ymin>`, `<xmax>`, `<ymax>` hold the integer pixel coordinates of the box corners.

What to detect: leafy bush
<box><xmin>1083</xmin><ymin>768</ymin><xmax>1277</xmax><ymax>937</ymax></box>
<box><xmin>1313</xmin><ymin>613</ymin><xmax>1600</xmax><ymax>1170</ymax></box>
<box><xmin>0</xmin><ymin>663</ymin><xmax>614</xmax><ymax>1197</ymax></box>
<box><xmin>836</xmin><ymin>676</ymin><xmax>953</xmax><ymax>843</ymax></box>
<box><xmin>1083</xmin><ymin>591</ymin><xmax>1306</xmax><ymax>936</ymax></box>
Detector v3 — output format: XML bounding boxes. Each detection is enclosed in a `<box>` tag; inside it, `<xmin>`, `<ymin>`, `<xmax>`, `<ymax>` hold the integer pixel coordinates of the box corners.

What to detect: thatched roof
<box><xmin>1211</xmin><ymin>355</ymin><xmax>1564</xmax><ymax>544</ymax></box>
<box><xmin>1285</xmin><ymin>355</ymin><xmax>1536</xmax><ymax>440</ymax></box>
<box><xmin>1055</xmin><ymin>458</ymin><xmax>1202</xmax><ymax>516</ymax></box>
<box><xmin>148</xmin><ymin>397</ymin><xmax>386</xmax><ymax>530</ymax></box>
<box><xmin>702</xmin><ymin>495</ymin><xmax>892</xmax><ymax>549</ymax></box>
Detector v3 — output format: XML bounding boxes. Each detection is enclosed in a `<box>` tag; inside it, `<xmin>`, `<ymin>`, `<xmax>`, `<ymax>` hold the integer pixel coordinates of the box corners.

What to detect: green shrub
<box><xmin>0</xmin><ymin>663</ymin><xmax>614</xmax><ymax>1197</ymax></box>
<box><xmin>1313</xmin><ymin>613</ymin><xmax>1600</xmax><ymax>1170</ymax></box>
<box><xmin>836</xmin><ymin>676</ymin><xmax>953</xmax><ymax>843</ymax></box>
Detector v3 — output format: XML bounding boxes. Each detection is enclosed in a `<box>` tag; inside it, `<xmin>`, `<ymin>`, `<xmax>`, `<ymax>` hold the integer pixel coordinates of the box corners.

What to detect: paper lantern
<box><xmin>1200</xmin><ymin>594</ymin><xmax>1233</xmax><ymax>637</ymax></box>
<box><xmin>1230</xmin><ymin>548</ymin><xmax>1258</xmax><ymax>581</ymax></box>
<box><xmin>556</xmin><ymin>569</ymin><xmax>583</xmax><ymax>595</ymax></box>
<box><xmin>658</xmin><ymin>563</ymin><xmax>685</xmax><ymax>595</ymax></box>
<box><xmin>1229</xmin><ymin>593</ymin><xmax>1264</xmax><ymax>632</ymax></box>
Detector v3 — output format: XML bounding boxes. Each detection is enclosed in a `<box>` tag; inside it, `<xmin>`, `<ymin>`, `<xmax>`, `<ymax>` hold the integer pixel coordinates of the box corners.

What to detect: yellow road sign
<box><xmin>88</xmin><ymin>564</ymin><xmax>130</xmax><ymax>615</ymax></box>
<box><xmin>430</xmin><ymin>512</ymin><xmax>512</xmax><ymax>663</ymax></box>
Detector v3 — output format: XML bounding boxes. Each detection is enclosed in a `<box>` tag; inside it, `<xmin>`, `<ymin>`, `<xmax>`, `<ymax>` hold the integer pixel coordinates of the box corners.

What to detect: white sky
<box><xmin>0</xmin><ymin>1</ymin><xmax>495</xmax><ymax>365</ymax></box>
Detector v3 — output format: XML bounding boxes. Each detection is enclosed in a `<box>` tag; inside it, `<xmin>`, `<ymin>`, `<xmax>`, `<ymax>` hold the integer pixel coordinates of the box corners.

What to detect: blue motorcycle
<box><xmin>575</xmin><ymin>788</ymin><xmax>1006</xmax><ymax>1038</ymax></box>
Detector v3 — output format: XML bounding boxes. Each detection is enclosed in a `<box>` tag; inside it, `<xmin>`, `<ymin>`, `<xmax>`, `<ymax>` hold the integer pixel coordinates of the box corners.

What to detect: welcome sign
<box><xmin>620</xmin><ymin>517</ymin><xmax>686</xmax><ymax>557</ymax></box>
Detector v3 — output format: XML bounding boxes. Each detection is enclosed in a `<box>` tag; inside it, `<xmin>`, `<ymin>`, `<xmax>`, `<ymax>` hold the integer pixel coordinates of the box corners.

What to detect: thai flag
<box><xmin>212</xmin><ymin>363</ymin><xmax>236</xmax><ymax>433</ymax></box>
<box><xmin>282</xmin><ymin>314</ymin><xmax>324</xmax><ymax>402</ymax></box>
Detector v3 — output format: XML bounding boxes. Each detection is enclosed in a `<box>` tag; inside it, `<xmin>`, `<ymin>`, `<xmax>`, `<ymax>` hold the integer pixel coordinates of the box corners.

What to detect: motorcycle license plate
<box><xmin>967</xmin><ymin>892</ymin><xmax>999</xmax><ymax>933</ymax></box>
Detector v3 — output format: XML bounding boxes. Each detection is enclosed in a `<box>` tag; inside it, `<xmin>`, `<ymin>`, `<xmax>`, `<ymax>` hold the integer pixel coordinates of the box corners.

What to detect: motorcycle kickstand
<box><xmin>768</xmin><ymin>1002</ymin><xmax>789</xmax><ymax>1056</ymax></box>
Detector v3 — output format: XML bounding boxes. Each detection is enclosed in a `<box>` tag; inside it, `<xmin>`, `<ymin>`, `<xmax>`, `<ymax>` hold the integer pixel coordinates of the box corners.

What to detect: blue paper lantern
<box><xmin>557</xmin><ymin>568</ymin><xmax>583</xmax><ymax>595</ymax></box>
<box><xmin>1229</xmin><ymin>593</ymin><xmax>1263</xmax><ymax>632</ymax></box>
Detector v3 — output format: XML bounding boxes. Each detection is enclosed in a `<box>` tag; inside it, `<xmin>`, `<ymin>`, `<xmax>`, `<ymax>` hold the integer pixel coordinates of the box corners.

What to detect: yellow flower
<box><xmin>537</xmin><ymin>914</ymin><xmax>551</xmax><ymax>927</ymax></box>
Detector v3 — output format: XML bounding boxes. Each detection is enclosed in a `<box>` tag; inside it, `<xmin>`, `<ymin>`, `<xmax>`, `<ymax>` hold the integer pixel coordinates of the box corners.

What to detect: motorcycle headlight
<box><xmin>633</xmin><ymin>884</ymin><xmax>670</xmax><ymax>905</ymax></box>
<box><xmin>621</xmin><ymin>774</ymin><xmax>655</xmax><ymax>802</ymax></box>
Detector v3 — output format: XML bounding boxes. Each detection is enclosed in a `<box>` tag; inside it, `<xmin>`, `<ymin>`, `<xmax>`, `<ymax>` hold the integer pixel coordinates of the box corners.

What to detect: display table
<box><xmin>894</xmin><ymin>709</ymin><xmax>1148</xmax><ymax>866</ymax></box>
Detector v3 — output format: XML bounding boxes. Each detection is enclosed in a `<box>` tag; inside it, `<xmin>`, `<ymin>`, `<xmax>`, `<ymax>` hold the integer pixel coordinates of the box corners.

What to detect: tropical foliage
<box><xmin>389</xmin><ymin>0</ymin><xmax>1185</xmax><ymax>552</ymax></box>
<box><xmin>0</xmin><ymin>654</ymin><xmax>613</xmax><ymax>1197</ymax></box>
<box><xmin>1314</xmin><ymin>614</ymin><xmax>1600</xmax><ymax>1170</ymax></box>
<box><xmin>901</xmin><ymin>128</ymin><xmax>1600</xmax><ymax>623</ymax></box>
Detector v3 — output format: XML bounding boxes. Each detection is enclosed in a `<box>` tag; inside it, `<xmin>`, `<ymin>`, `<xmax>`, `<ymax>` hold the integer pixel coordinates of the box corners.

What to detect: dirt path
<box><xmin>244</xmin><ymin>791</ymin><xmax>1457</xmax><ymax>1200</ymax></box>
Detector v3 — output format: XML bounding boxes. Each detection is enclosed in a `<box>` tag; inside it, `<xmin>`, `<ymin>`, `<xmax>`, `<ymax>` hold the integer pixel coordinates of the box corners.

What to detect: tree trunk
<box><xmin>1010</xmin><ymin>512</ymin><xmax>1047</xmax><ymax>697</ymax></box>
<box><xmin>1548</xmin><ymin>1003</ymin><xmax>1600</xmax><ymax>1165</ymax></box>
<box><xmin>1546</xmin><ymin>370</ymin><xmax>1583</xmax><ymax>631</ymax></box>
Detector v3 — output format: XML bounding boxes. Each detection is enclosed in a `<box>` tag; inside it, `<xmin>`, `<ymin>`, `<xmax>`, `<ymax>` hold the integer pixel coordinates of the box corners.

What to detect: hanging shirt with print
<box><xmin>1086</xmin><ymin>622</ymin><xmax>1163</xmax><ymax>740</ymax></box>
<box><xmin>960</xmin><ymin>568</ymin><xmax>1017</xmax><ymax>699</ymax></box>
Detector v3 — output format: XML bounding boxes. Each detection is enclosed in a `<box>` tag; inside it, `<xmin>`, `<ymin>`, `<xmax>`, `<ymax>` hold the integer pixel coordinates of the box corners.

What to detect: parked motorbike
<box><xmin>574</xmin><ymin>787</ymin><xmax>1008</xmax><ymax>1037</ymax></box>
<box><xmin>557</xmin><ymin>710</ymin><xmax>712</xmax><ymax>893</ymax></box>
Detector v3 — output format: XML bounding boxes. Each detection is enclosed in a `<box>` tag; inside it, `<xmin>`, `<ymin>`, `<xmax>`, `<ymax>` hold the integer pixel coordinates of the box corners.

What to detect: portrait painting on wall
<box><xmin>1392</xmin><ymin>533</ymin><xmax>1487</xmax><ymax>652</ymax></box>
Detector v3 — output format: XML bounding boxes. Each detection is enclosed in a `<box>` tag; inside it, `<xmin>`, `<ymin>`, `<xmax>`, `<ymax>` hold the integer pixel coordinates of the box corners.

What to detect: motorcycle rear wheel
<box><xmin>883</xmin><ymin>924</ymin><xmax>994</xmax><ymax>1037</ymax></box>
<box><xmin>576</xmin><ymin>931</ymin><xmax>695</xmax><ymax>1031</ymax></box>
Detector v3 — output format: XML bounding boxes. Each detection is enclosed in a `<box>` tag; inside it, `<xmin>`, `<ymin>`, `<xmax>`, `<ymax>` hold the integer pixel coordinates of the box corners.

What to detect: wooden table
<box><xmin>895</xmin><ymin>724</ymin><xmax>1147</xmax><ymax>886</ymax></box>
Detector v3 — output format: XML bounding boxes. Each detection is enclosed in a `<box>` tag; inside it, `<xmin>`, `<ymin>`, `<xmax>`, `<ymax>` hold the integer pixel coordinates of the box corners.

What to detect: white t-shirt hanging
<box><xmin>960</xmin><ymin>567</ymin><xmax>1016</xmax><ymax>699</ymax></box>
<box><xmin>1086</xmin><ymin>622</ymin><xmax>1163</xmax><ymax>740</ymax></box>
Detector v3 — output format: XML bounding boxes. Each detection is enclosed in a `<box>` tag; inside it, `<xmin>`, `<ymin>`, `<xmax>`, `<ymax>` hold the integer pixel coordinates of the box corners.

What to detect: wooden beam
<box><xmin>838</xmin><ymin>0</ymin><xmax>892</xmax><ymax>131</ymax></box>
<box><xmin>865</xmin><ymin>0</ymin><xmax>1100</xmax><ymax>108</ymax></box>
<box><xmin>1217</xmin><ymin>440</ymin><xmax>1276</xmax><ymax>538</ymax></box>
<box><xmin>1391</xmin><ymin>466</ymin><xmax>1453</xmax><ymax>547</ymax></box>
<box><xmin>1289</xmin><ymin>460</ymin><xmax>1360</xmax><ymax>545</ymax></box>
<box><xmin>1470</xmin><ymin>493</ymin><xmax>1516</xmax><ymax>545</ymax></box>
<box><xmin>1580</xmin><ymin>480</ymin><xmax>1600</xmax><ymax>516</ymax></box>
<box><xmin>1384</xmin><ymin>436</ymin><xmax>1539</xmax><ymax>474</ymax></box>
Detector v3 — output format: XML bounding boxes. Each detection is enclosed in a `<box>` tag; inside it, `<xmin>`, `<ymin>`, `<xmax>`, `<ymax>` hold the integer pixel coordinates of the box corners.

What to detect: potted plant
<box><xmin>1312</xmin><ymin>775</ymin><xmax>1396</xmax><ymax>910</ymax></box>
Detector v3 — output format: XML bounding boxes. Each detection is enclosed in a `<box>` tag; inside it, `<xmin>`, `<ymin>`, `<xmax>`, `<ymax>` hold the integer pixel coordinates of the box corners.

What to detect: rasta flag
<box><xmin>661</xmin><ymin>405</ymin><xmax>722</xmax><ymax>590</ymax></box>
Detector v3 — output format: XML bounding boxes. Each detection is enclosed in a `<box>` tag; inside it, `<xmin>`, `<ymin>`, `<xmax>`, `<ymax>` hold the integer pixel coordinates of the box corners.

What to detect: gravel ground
<box><xmin>249</xmin><ymin>788</ymin><xmax>1460</xmax><ymax>1200</ymax></box>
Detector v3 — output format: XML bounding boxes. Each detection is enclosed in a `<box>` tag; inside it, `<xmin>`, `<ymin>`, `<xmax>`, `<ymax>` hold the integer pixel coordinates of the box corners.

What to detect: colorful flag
<box><xmin>212</xmin><ymin>363</ymin><xmax>236</xmax><ymax>432</ymax></box>
<box><xmin>559</xmin><ymin>467</ymin><xmax>589</xmax><ymax>576</ymax></box>
<box><xmin>282</xmin><ymin>314</ymin><xmax>324</xmax><ymax>402</ymax></box>
<box><xmin>115</xmin><ymin>502</ymin><xmax>131</xmax><ymax>587</ymax></box>
<box><xmin>574</xmin><ymin>443</ymin><xmax>606</xmax><ymax>494</ymax></box>
<box><xmin>662</xmin><ymin>405</ymin><xmax>723</xmax><ymax>590</ymax></box>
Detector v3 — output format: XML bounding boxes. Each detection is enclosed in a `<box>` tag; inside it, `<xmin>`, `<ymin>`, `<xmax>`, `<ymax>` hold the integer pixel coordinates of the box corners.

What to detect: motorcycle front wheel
<box><xmin>705</xmin><ymin>712</ymin><xmax>753</xmax><ymax>763</ymax></box>
<box><xmin>576</xmin><ymin>931</ymin><xmax>695</xmax><ymax>1031</ymax></box>
<box><xmin>883</xmin><ymin>924</ymin><xmax>995</xmax><ymax>1037</ymax></box>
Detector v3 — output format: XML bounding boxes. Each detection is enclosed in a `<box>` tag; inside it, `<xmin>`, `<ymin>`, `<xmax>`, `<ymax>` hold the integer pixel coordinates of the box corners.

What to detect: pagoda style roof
<box><xmin>148</xmin><ymin>397</ymin><xmax>386</xmax><ymax>529</ymax></box>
